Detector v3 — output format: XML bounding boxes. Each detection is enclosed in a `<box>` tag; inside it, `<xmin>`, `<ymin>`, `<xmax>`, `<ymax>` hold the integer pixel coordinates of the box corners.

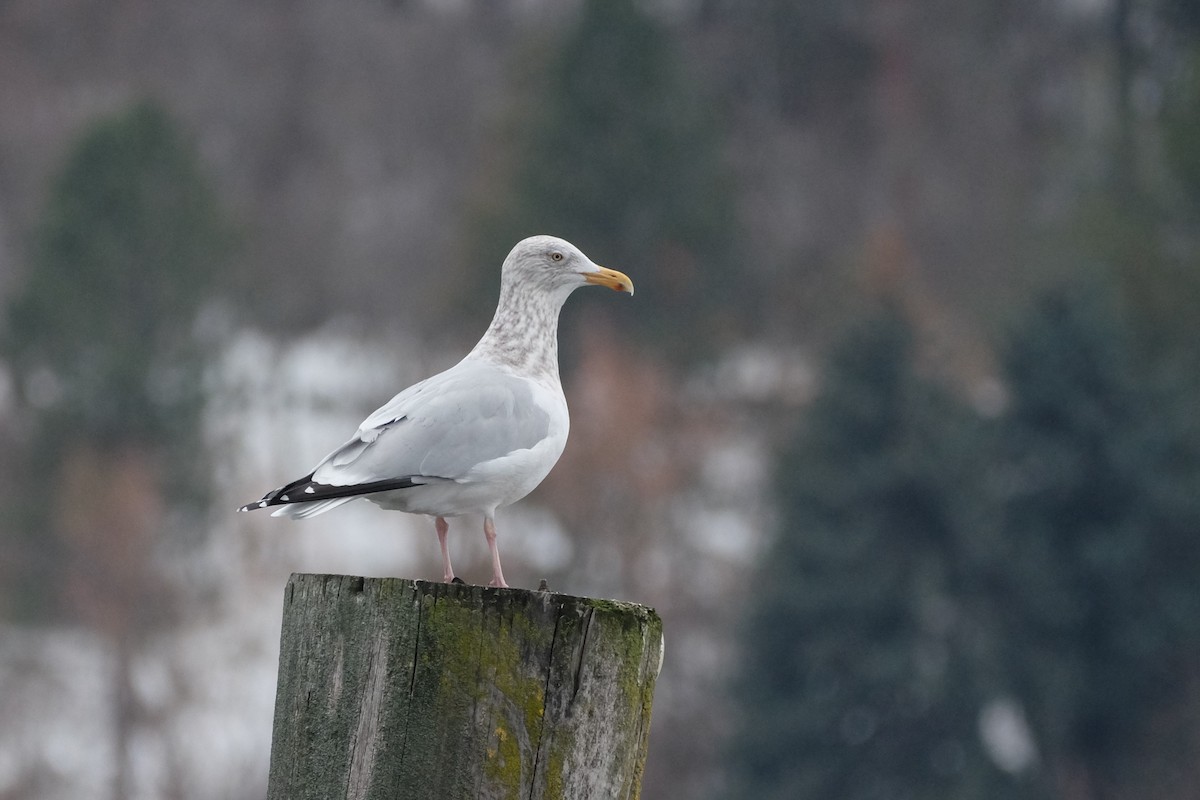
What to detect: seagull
<box><xmin>238</xmin><ymin>235</ymin><xmax>634</xmax><ymax>588</ymax></box>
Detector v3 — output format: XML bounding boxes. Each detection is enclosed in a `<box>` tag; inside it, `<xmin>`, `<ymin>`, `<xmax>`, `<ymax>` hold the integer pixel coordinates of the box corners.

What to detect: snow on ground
<box><xmin>0</xmin><ymin>627</ymin><xmax>115</xmax><ymax>799</ymax></box>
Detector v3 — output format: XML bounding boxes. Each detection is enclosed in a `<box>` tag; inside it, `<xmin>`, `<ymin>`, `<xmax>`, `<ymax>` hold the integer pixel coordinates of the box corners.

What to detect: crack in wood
<box><xmin>345</xmin><ymin>625</ymin><xmax>388</xmax><ymax>800</ymax></box>
<box><xmin>527</xmin><ymin>610</ymin><xmax>563</xmax><ymax>800</ymax></box>
<box><xmin>394</xmin><ymin>585</ymin><xmax>423</xmax><ymax>785</ymax></box>
<box><xmin>569</xmin><ymin>606</ymin><xmax>596</xmax><ymax>711</ymax></box>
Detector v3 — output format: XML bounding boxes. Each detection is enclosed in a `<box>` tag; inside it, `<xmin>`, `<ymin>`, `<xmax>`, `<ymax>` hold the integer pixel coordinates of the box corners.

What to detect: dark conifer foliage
<box><xmin>727</xmin><ymin>308</ymin><xmax>1022</xmax><ymax>800</ymax></box>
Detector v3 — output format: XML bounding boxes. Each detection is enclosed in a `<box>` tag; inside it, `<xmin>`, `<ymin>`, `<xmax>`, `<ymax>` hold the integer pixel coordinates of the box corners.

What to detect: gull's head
<box><xmin>504</xmin><ymin>235</ymin><xmax>634</xmax><ymax>299</ymax></box>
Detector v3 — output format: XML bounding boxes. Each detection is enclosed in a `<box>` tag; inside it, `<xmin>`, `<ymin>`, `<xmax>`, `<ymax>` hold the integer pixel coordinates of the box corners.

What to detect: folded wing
<box><xmin>241</xmin><ymin>360</ymin><xmax>555</xmax><ymax>512</ymax></box>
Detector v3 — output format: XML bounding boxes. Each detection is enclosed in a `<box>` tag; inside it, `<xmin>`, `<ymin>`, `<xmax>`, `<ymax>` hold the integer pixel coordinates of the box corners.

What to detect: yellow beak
<box><xmin>583</xmin><ymin>266</ymin><xmax>635</xmax><ymax>296</ymax></box>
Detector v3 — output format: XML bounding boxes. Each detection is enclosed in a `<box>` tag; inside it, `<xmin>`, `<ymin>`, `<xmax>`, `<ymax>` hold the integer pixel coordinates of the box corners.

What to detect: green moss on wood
<box><xmin>543</xmin><ymin>732</ymin><xmax>571</xmax><ymax>800</ymax></box>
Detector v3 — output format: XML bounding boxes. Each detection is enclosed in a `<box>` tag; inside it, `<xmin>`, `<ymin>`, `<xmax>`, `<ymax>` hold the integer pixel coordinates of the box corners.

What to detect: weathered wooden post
<box><xmin>267</xmin><ymin>574</ymin><xmax>664</xmax><ymax>800</ymax></box>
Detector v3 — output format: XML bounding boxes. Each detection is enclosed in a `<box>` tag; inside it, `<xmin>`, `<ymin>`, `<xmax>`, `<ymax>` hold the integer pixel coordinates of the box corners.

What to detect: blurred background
<box><xmin>3</xmin><ymin>0</ymin><xmax>1200</xmax><ymax>798</ymax></box>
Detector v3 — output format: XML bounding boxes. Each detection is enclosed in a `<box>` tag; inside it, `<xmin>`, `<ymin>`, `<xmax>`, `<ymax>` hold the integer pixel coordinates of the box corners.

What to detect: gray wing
<box><xmin>311</xmin><ymin>359</ymin><xmax>553</xmax><ymax>488</ymax></box>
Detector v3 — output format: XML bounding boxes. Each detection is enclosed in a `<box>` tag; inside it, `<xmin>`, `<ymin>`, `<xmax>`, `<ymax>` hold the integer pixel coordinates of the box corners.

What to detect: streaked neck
<box><xmin>468</xmin><ymin>286</ymin><xmax>566</xmax><ymax>379</ymax></box>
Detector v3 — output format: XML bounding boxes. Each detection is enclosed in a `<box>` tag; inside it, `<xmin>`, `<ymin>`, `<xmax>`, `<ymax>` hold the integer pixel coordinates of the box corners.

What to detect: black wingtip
<box><xmin>238</xmin><ymin>471</ymin><xmax>320</xmax><ymax>513</ymax></box>
<box><xmin>237</xmin><ymin>474</ymin><xmax>423</xmax><ymax>513</ymax></box>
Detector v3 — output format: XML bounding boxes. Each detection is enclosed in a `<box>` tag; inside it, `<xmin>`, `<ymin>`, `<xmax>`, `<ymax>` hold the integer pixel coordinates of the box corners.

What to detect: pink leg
<box><xmin>435</xmin><ymin>516</ymin><xmax>456</xmax><ymax>583</ymax></box>
<box><xmin>483</xmin><ymin>516</ymin><xmax>508</xmax><ymax>588</ymax></box>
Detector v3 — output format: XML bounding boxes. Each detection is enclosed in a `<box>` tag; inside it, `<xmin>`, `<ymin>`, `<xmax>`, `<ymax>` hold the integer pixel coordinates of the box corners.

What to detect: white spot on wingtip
<box><xmin>280</xmin><ymin>494</ymin><xmax>290</xmax><ymax>502</ymax></box>
<box><xmin>258</xmin><ymin>501</ymin><xmax>268</xmax><ymax>508</ymax></box>
<box><xmin>304</xmin><ymin>486</ymin><xmax>315</xmax><ymax>494</ymax></box>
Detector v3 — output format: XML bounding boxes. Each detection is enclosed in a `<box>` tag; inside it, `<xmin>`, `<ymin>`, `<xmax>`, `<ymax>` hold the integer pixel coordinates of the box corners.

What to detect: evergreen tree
<box><xmin>6</xmin><ymin>100</ymin><xmax>230</xmax><ymax>447</ymax></box>
<box><xmin>726</xmin><ymin>308</ymin><xmax>1023</xmax><ymax>800</ymax></box>
<box><xmin>986</xmin><ymin>285</ymin><xmax>1200</xmax><ymax>794</ymax></box>
<box><xmin>471</xmin><ymin>0</ymin><xmax>746</xmax><ymax>359</ymax></box>
<box><xmin>2</xmin><ymin>99</ymin><xmax>232</xmax><ymax>614</ymax></box>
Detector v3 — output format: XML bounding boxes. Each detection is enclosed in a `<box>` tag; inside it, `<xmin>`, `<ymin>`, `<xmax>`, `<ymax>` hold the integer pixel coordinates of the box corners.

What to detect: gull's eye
<box><xmin>551</xmin><ymin>251</ymin><xmax>564</xmax><ymax>262</ymax></box>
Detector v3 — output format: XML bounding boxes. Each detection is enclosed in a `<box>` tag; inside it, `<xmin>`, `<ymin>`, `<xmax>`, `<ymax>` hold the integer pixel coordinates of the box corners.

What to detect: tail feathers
<box><xmin>269</xmin><ymin>496</ymin><xmax>358</xmax><ymax>519</ymax></box>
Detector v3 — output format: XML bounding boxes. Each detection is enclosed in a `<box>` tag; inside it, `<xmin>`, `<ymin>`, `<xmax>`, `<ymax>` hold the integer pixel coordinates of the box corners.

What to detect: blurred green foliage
<box><xmin>728</xmin><ymin>285</ymin><xmax>1200</xmax><ymax>798</ymax></box>
<box><xmin>726</xmin><ymin>307</ymin><xmax>1026</xmax><ymax>800</ymax></box>
<box><xmin>1</xmin><ymin>100</ymin><xmax>233</xmax><ymax>618</ymax></box>
<box><xmin>6</xmin><ymin>100</ymin><xmax>231</xmax><ymax>446</ymax></box>
<box><xmin>987</xmin><ymin>286</ymin><xmax>1200</xmax><ymax>788</ymax></box>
